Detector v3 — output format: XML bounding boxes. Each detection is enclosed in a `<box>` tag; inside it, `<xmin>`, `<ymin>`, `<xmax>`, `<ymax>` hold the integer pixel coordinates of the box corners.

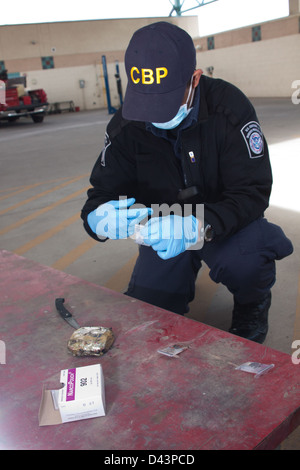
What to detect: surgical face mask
<box><xmin>152</xmin><ymin>79</ymin><xmax>194</xmax><ymax>130</ymax></box>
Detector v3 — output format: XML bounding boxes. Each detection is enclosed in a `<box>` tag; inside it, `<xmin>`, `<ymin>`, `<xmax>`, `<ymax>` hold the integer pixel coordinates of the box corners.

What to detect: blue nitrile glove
<box><xmin>140</xmin><ymin>214</ymin><xmax>199</xmax><ymax>259</ymax></box>
<box><xmin>87</xmin><ymin>198</ymin><xmax>152</xmax><ymax>240</ymax></box>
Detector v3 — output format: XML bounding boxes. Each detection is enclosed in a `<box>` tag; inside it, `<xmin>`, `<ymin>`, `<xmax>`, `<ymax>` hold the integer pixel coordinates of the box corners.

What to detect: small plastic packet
<box><xmin>132</xmin><ymin>224</ymin><xmax>149</xmax><ymax>246</ymax></box>
<box><xmin>157</xmin><ymin>344</ymin><xmax>188</xmax><ymax>358</ymax></box>
<box><xmin>235</xmin><ymin>361</ymin><xmax>274</xmax><ymax>378</ymax></box>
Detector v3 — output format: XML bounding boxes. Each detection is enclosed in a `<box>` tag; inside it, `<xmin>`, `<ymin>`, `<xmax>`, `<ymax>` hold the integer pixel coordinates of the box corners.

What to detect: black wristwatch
<box><xmin>204</xmin><ymin>223</ymin><xmax>214</xmax><ymax>242</ymax></box>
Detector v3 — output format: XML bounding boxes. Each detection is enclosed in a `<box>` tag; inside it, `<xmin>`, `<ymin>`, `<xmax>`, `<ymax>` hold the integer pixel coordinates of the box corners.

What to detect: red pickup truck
<box><xmin>0</xmin><ymin>72</ymin><xmax>48</xmax><ymax>123</ymax></box>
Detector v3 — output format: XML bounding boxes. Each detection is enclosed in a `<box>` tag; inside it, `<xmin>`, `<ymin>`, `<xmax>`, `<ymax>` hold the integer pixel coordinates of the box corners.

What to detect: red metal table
<box><xmin>0</xmin><ymin>249</ymin><xmax>299</xmax><ymax>450</ymax></box>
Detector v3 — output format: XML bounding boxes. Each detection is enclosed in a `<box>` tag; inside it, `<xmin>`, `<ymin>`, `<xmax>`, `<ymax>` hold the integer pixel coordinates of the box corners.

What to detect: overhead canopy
<box><xmin>169</xmin><ymin>0</ymin><xmax>218</xmax><ymax>16</ymax></box>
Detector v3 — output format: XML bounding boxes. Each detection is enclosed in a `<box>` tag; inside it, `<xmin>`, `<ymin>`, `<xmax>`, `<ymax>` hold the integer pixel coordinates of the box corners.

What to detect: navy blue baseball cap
<box><xmin>122</xmin><ymin>21</ymin><xmax>196</xmax><ymax>123</ymax></box>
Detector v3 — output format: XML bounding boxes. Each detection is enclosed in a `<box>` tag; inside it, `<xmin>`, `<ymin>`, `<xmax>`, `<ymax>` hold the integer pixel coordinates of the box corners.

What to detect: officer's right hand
<box><xmin>141</xmin><ymin>214</ymin><xmax>199</xmax><ymax>259</ymax></box>
<box><xmin>87</xmin><ymin>198</ymin><xmax>152</xmax><ymax>240</ymax></box>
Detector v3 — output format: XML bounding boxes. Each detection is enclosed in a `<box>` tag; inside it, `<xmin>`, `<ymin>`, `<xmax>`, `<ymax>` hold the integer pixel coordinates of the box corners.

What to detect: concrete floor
<box><xmin>1</xmin><ymin>98</ymin><xmax>299</xmax><ymax>449</ymax></box>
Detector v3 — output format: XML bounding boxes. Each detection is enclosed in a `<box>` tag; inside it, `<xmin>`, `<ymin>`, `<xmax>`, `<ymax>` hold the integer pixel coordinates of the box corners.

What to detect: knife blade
<box><xmin>55</xmin><ymin>298</ymin><xmax>80</xmax><ymax>330</ymax></box>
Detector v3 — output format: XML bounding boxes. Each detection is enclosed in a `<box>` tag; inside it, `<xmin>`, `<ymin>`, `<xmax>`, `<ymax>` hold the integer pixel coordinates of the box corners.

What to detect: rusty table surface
<box><xmin>0</xmin><ymin>249</ymin><xmax>299</xmax><ymax>450</ymax></box>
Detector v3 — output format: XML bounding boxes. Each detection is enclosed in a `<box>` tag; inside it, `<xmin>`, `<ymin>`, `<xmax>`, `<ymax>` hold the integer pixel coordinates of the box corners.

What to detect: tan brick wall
<box><xmin>194</xmin><ymin>15</ymin><xmax>299</xmax><ymax>51</ymax></box>
<box><xmin>0</xmin><ymin>17</ymin><xmax>198</xmax><ymax>68</ymax></box>
<box><xmin>1</xmin><ymin>15</ymin><xmax>299</xmax><ymax>108</ymax></box>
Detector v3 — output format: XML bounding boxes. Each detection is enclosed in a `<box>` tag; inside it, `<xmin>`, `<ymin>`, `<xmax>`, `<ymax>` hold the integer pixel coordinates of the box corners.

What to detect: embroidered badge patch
<box><xmin>240</xmin><ymin>121</ymin><xmax>264</xmax><ymax>158</ymax></box>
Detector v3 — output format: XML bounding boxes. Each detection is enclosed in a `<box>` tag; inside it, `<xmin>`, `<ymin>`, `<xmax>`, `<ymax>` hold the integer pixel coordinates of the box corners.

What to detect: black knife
<box><xmin>55</xmin><ymin>298</ymin><xmax>80</xmax><ymax>330</ymax></box>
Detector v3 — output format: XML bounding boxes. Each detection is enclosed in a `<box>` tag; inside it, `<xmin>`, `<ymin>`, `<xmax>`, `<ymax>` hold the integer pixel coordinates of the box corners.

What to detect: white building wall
<box><xmin>196</xmin><ymin>34</ymin><xmax>300</xmax><ymax>97</ymax></box>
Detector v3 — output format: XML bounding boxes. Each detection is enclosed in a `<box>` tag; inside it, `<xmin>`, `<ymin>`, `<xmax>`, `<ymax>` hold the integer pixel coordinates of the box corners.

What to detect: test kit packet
<box><xmin>38</xmin><ymin>364</ymin><xmax>105</xmax><ymax>426</ymax></box>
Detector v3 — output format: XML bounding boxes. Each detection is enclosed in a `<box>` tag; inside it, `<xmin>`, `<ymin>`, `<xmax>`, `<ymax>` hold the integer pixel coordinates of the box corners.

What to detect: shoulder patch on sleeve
<box><xmin>240</xmin><ymin>121</ymin><xmax>264</xmax><ymax>158</ymax></box>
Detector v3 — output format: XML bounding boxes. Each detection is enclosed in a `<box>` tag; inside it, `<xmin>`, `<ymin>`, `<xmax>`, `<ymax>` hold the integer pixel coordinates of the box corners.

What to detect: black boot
<box><xmin>229</xmin><ymin>292</ymin><xmax>271</xmax><ymax>344</ymax></box>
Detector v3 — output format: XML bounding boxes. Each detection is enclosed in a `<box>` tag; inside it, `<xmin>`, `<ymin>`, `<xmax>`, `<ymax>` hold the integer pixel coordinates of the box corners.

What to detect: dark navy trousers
<box><xmin>125</xmin><ymin>218</ymin><xmax>293</xmax><ymax>314</ymax></box>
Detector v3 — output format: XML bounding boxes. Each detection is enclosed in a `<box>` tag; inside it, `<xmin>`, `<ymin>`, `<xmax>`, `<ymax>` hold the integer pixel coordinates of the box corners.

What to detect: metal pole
<box><xmin>114</xmin><ymin>61</ymin><xmax>123</xmax><ymax>106</ymax></box>
<box><xmin>101</xmin><ymin>55</ymin><xmax>117</xmax><ymax>115</ymax></box>
<box><xmin>173</xmin><ymin>0</ymin><xmax>182</xmax><ymax>15</ymax></box>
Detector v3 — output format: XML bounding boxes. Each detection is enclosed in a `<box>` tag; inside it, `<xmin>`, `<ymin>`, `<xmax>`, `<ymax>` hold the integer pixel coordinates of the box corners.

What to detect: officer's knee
<box><xmin>209</xmin><ymin>253</ymin><xmax>275</xmax><ymax>295</ymax></box>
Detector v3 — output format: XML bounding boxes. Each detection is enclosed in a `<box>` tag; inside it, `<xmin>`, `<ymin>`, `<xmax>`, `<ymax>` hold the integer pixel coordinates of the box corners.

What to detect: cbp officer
<box><xmin>81</xmin><ymin>22</ymin><xmax>293</xmax><ymax>343</ymax></box>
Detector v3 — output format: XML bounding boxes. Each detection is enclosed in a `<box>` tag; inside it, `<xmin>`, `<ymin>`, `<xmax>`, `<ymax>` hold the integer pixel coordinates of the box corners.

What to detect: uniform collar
<box><xmin>197</xmin><ymin>76</ymin><xmax>209</xmax><ymax>122</ymax></box>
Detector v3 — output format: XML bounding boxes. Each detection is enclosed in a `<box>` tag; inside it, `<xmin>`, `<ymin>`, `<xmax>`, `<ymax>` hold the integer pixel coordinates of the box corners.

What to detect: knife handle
<box><xmin>55</xmin><ymin>298</ymin><xmax>73</xmax><ymax>319</ymax></box>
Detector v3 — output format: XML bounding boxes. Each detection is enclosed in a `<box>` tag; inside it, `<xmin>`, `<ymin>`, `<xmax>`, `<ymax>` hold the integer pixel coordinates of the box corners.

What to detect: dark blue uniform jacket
<box><xmin>81</xmin><ymin>75</ymin><xmax>272</xmax><ymax>242</ymax></box>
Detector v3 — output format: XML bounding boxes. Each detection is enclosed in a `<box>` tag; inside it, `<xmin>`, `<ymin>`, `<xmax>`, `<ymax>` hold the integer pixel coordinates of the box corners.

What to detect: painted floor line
<box><xmin>0</xmin><ymin>175</ymin><xmax>77</xmax><ymax>200</ymax></box>
<box><xmin>0</xmin><ymin>187</ymin><xmax>89</xmax><ymax>236</ymax></box>
<box><xmin>0</xmin><ymin>119</ymin><xmax>109</xmax><ymax>143</ymax></box>
<box><xmin>104</xmin><ymin>254</ymin><xmax>138</xmax><ymax>293</ymax></box>
<box><xmin>14</xmin><ymin>212</ymin><xmax>80</xmax><ymax>255</ymax></box>
<box><xmin>0</xmin><ymin>173</ymin><xmax>89</xmax><ymax>216</ymax></box>
<box><xmin>51</xmin><ymin>238</ymin><xmax>97</xmax><ymax>271</ymax></box>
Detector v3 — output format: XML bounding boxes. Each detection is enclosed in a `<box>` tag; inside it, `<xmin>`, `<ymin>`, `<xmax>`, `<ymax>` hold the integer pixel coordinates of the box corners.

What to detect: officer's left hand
<box><xmin>87</xmin><ymin>198</ymin><xmax>152</xmax><ymax>240</ymax></box>
<box><xmin>141</xmin><ymin>214</ymin><xmax>199</xmax><ymax>259</ymax></box>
